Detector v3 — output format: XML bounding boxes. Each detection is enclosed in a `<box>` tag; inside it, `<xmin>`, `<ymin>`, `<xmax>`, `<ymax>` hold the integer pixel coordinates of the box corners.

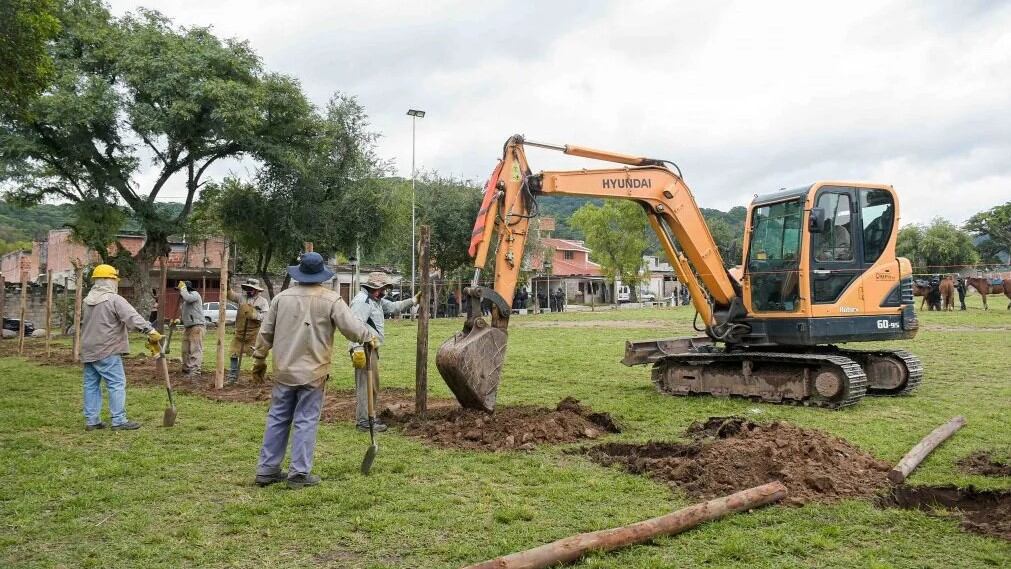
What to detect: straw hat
<box><xmin>361</xmin><ymin>271</ymin><xmax>396</xmax><ymax>290</ymax></box>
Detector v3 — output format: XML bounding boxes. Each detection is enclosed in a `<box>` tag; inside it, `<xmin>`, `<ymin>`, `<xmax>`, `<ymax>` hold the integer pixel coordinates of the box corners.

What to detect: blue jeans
<box><xmin>257</xmin><ymin>383</ymin><xmax>326</xmax><ymax>477</ymax></box>
<box><xmin>83</xmin><ymin>355</ymin><xmax>129</xmax><ymax>427</ymax></box>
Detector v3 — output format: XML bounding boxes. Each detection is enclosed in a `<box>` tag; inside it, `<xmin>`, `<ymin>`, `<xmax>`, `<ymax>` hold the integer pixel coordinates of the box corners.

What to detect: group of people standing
<box><xmin>77</xmin><ymin>253</ymin><xmax>418</xmax><ymax>489</ymax></box>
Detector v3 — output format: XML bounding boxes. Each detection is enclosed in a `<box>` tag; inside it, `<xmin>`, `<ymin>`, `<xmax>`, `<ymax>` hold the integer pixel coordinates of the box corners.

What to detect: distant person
<box><xmin>81</xmin><ymin>264</ymin><xmax>163</xmax><ymax>431</ymax></box>
<box><xmin>251</xmin><ymin>253</ymin><xmax>374</xmax><ymax>489</ymax></box>
<box><xmin>553</xmin><ymin>287</ymin><xmax>565</xmax><ymax>312</ymax></box>
<box><xmin>517</xmin><ymin>286</ymin><xmax>528</xmax><ymax>309</ymax></box>
<box><xmin>227</xmin><ymin>278</ymin><xmax>270</xmax><ymax>384</ymax></box>
<box><xmin>177</xmin><ymin>280</ymin><xmax>205</xmax><ymax>379</ymax></box>
<box><xmin>956</xmin><ymin>276</ymin><xmax>967</xmax><ymax>311</ymax></box>
<box><xmin>148</xmin><ymin>289</ymin><xmax>158</xmax><ymax>326</ymax></box>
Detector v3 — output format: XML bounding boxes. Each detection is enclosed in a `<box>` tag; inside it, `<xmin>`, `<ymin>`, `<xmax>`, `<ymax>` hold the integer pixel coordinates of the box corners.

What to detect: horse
<box><xmin>913</xmin><ymin>279</ymin><xmax>933</xmax><ymax>310</ymax></box>
<box><xmin>913</xmin><ymin>277</ymin><xmax>942</xmax><ymax>310</ymax></box>
<box><xmin>938</xmin><ymin>276</ymin><xmax>955</xmax><ymax>311</ymax></box>
<box><xmin>964</xmin><ymin>276</ymin><xmax>1011</xmax><ymax>310</ymax></box>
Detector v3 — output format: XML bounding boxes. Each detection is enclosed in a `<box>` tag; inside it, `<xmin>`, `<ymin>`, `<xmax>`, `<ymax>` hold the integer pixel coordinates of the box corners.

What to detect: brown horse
<box><xmin>913</xmin><ymin>281</ymin><xmax>933</xmax><ymax>310</ymax></box>
<box><xmin>939</xmin><ymin>276</ymin><xmax>955</xmax><ymax>311</ymax></box>
<box><xmin>964</xmin><ymin>276</ymin><xmax>1011</xmax><ymax>310</ymax></box>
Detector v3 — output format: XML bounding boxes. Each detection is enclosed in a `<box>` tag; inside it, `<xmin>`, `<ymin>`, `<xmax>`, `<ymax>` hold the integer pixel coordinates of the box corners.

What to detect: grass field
<box><xmin>1</xmin><ymin>296</ymin><xmax>1009</xmax><ymax>568</ymax></box>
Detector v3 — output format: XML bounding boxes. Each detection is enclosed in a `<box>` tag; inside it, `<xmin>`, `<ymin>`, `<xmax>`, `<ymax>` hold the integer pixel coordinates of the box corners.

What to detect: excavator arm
<box><xmin>437</xmin><ymin>135</ymin><xmax>748</xmax><ymax>412</ymax></box>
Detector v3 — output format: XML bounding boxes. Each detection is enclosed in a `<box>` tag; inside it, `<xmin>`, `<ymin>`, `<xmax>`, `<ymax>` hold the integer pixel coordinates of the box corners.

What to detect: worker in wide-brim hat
<box><xmin>80</xmin><ymin>264</ymin><xmax>163</xmax><ymax>431</ymax></box>
<box><xmin>348</xmin><ymin>271</ymin><xmax>421</xmax><ymax>432</ymax></box>
<box><xmin>250</xmin><ymin>252</ymin><xmax>375</xmax><ymax>489</ymax></box>
<box><xmin>227</xmin><ymin>277</ymin><xmax>269</xmax><ymax>384</ymax></box>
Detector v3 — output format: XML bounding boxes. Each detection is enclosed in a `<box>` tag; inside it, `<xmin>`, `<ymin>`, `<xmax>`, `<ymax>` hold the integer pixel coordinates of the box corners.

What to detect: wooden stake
<box><xmin>18</xmin><ymin>270</ymin><xmax>28</xmax><ymax>355</ymax></box>
<box><xmin>888</xmin><ymin>416</ymin><xmax>966</xmax><ymax>484</ymax></box>
<box><xmin>0</xmin><ymin>274</ymin><xmax>5</xmax><ymax>324</ymax></box>
<box><xmin>215</xmin><ymin>243</ymin><xmax>229</xmax><ymax>389</ymax></box>
<box><xmin>415</xmin><ymin>225</ymin><xmax>431</xmax><ymax>414</ymax></box>
<box><xmin>45</xmin><ymin>270</ymin><xmax>53</xmax><ymax>358</ymax></box>
<box><xmin>158</xmin><ymin>257</ymin><xmax>168</xmax><ymax>333</ymax></box>
<box><xmin>464</xmin><ymin>482</ymin><xmax>788</xmax><ymax>569</ymax></box>
<box><xmin>72</xmin><ymin>264</ymin><xmax>83</xmax><ymax>362</ymax></box>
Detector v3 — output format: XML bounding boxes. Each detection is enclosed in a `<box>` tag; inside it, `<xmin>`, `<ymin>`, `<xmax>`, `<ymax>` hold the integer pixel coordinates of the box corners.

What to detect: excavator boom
<box><xmin>438</xmin><ymin>135</ymin><xmax>746</xmax><ymax>411</ymax></box>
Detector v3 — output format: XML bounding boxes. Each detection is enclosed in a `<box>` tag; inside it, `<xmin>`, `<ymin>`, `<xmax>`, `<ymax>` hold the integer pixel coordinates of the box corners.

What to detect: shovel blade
<box><xmin>360</xmin><ymin>443</ymin><xmax>378</xmax><ymax>475</ymax></box>
<box><xmin>436</xmin><ymin>322</ymin><xmax>507</xmax><ymax>413</ymax></box>
<box><xmin>162</xmin><ymin>406</ymin><xmax>177</xmax><ymax>427</ymax></box>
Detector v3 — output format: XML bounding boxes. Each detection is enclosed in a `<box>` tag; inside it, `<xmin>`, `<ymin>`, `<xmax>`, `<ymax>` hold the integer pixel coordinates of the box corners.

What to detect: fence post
<box><xmin>45</xmin><ymin>270</ymin><xmax>53</xmax><ymax>358</ymax></box>
<box><xmin>215</xmin><ymin>242</ymin><xmax>229</xmax><ymax>389</ymax></box>
<box><xmin>72</xmin><ymin>264</ymin><xmax>83</xmax><ymax>362</ymax></box>
<box><xmin>18</xmin><ymin>271</ymin><xmax>28</xmax><ymax>355</ymax></box>
<box><xmin>415</xmin><ymin>225</ymin><xmax>431</xmax><ymax>415</ymax></box>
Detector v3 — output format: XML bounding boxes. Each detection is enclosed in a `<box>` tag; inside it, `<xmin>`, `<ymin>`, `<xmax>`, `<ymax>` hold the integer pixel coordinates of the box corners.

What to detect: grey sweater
<box><xmin>81</xmin><ymin>295</ymin><xmax>153</xmax><ymax>363</ymax></box>
<box><xmin>179</xmin><ymin>288</ymin><xmax>205</xmax><ymax>328</ymax></box>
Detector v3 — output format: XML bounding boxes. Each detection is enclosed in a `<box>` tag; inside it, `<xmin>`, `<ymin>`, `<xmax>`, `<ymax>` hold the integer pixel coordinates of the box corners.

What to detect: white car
<box><xmin>202</xmin><ymin>302</ymin><xmax>238</xmax><ymax>324</ymax></box>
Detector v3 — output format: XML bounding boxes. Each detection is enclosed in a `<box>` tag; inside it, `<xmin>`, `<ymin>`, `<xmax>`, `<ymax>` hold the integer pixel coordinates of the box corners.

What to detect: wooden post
<box><xmin>18</xmin><ymin>270</ymin><xmax>28</xmax><ymax>355</ymax></box>
<box><xmin>415</xmin><ymin>225</ymin><xmax>431</xmax><ymax>415</ymax></box>
<box><xmin>215</xmin><ymin>243</ymin><xmax>229</xmax><ymax>389</ymax></box>
<box><xmin>888</xmin><ymin>416</ymin><xmax>966</xmax><ymax>483</ymax></box>
<box><xmin>63</xmin><ymin>276</ymin><xmax>69</xmax><ymax>333</ymax></box>
<box><xmin>0</xmin><ymin>274</ymin><xmax>5</xmax><ymax>322</ymax></box>
<box><xmin>72</xmin><ymin>264</ymin><xmax>83</xmax><ymax>362</ymax></box>
<box><xmin>45</xmin><ymin>270</ymin><xmax>53</xmax><ymax>358</ymax></box>
<box><xmin>464</xmin><ymin>482</ymin><xmax>788</xmax><ymax>569</ymax></box>
<box><xmin>158</xmin><ymin>257</ymin><xmax>168</xmax><ymax>333</ymax></box>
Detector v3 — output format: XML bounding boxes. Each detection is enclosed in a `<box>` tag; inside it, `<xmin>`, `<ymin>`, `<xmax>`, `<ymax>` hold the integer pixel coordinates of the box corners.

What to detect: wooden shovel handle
<box><xmin>365</xmin><ymin>345</ymin><xmax>376</xmax><ymax>418</ymax></box>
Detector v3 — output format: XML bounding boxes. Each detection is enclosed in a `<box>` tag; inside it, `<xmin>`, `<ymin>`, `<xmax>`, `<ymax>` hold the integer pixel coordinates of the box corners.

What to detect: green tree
<box><xmin>964</xmin><ymin>202</ymin><xmax>1011</xmax><ymax>263</ymax></box>
<box><xmin>1</xmin><ymin>2</ymin><xmax>317</xmax><ymax>311</ymax></box>
<box><xmin>897</xmin><ymin>218</ymin><xmax>979</xmax><ymax>272</ymax></box>
<box><xmin>570</xmin><ymin>200</ymin><xmax>648</xmax><ymax>300</ymax></box>
<box><xmin>0</xmin><ymin>0</ymin><xmax>60</xmax><ymax>108</ymax></box>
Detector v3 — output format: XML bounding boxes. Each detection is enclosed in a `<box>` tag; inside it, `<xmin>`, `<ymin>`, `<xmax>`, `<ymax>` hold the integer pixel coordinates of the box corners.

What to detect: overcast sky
<box><xmin>106</xmin><ymin>0</ymin><xmax>1011</xmax><ymax>225</ymax></box>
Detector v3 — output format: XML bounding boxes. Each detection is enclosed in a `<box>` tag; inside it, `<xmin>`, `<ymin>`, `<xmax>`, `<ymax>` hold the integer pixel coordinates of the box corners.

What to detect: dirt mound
<box><xmin>880</xmin><ymin>485</ymin><xmax>1011</xmax><ymax>541</ymax></box>
<box><xmin>958</xmin><ymin>452</ymin><xmax>1011</xmax><ymax>477</ymax></box>
<box><xmin>383</xmin><ymin>397</ymin><xmax>621</xmax><ymax>451</ymax></box>
<box><xmin>585</xmin><ymin>417</ymin><xmax>891</xmax><ymax>505</ymax></box>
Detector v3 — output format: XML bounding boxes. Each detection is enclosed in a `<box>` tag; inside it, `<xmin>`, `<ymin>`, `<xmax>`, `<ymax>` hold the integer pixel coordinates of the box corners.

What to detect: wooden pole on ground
<box><xmin>463</xmin><ymin>482</ymin><xmax>788</xmax><ymax>569</ymax></box>
<box><xmin>415</xmin><ymin>225</ymin><xmax>431</xmax><ymax>414</ymax></box>
<box><xmin>888</xmin><ymin>416</ymin><xmax>966</xmax><ymax>484</ymax></box>
<box><xmin>215</xmin><ymin>242</ymin><xmax>229</xmax><ymax>389</ymax></box>
<box><xmin>45</xmin><ymin>270</ymin><xmax>53</xmax><ymax>358</ymax></box>
<box><xmin>72</xmin><ymin>264</ymin><xmax>83</xmax><ymax>362</ymax></box>
<box><xmin>18</xmin><ymin>270</ymin><xmax>27</xmax><ymax>355</ymax></box>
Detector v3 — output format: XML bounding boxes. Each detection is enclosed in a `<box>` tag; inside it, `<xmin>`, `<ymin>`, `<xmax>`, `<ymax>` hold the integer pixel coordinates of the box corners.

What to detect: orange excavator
<box><xmin>436</xmin><ymin>135</ymin><xmax>921</xmax><ymax>412</ymax></box>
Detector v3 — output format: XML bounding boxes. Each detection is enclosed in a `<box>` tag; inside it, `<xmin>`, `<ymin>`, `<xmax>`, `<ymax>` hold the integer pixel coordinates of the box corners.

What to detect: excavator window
<box><xmin>860</xmin><ymin>189</ymin><xmax>894</xmax><ymax>264</ymax></box>
<box><xmin>747</xmin><ymin>199</ymin><xmax>802</xmax><ymax>311</ymax></box>
<box><xmin>811</xmin><ymin>188</ymin><xmax>861</xmax><ymax>303</ymax></box>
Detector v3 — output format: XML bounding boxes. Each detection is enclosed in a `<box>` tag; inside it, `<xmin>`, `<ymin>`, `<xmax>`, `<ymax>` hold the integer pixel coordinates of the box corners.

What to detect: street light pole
<box><xmin>407</xmin><ymin>109</ymin><xmax>426</xmax><ymax>298</ymax></box>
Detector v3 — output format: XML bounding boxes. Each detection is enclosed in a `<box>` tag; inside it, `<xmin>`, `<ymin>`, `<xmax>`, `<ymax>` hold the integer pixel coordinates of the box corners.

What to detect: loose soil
<box><xmin>382</xmin><ymin>397</ymin><xmax>621</xmax><ymax>451</ymax></box>
<box><xmin>879</xmin><ymin>485</ymin><xmax>1011</xmax><ymax>541</ymax></box>
<box><xmin>958</xmin><ymin>451</ymin><xmax>1011</xmax><ymax>477</ymax></box>
<box><xmin>583</xmin><ymin>416</ymin><xmax>892</xmax><ymax>505</ymax></box>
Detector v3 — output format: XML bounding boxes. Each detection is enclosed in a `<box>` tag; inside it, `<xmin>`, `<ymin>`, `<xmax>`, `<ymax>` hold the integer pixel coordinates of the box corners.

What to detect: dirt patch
<box><xmin>958</xmin><ymin>452</ymin><xmax>1011</xmax><ymax>477</ymax></box>
<box><xmin>583</xmin><ymin>417</ymin><xmax>891</xmax><ymax>505</ymax></box>
<box><xmin>383</xmin><ymin>397</ymin><xmax>621</xmax><ymax>451</ymax></box>
<box><xmin>879</xmin><ymin>485</ymin><xmax>1011</xmax><ymax>541</ymax></box>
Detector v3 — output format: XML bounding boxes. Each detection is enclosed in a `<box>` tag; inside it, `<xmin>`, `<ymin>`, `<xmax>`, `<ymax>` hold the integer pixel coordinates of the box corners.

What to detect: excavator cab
<box><xmin>437</xmin><ymin>136</ymin><xmax>921</xmax><ymax>412</ymax></box>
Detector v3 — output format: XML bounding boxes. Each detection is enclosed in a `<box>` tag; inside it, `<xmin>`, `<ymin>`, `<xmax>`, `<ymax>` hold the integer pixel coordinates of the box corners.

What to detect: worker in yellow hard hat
<box><xmin>80</xmin><ymin>264</ymin><xmax>163</xmax><ymax>431</ymax></box>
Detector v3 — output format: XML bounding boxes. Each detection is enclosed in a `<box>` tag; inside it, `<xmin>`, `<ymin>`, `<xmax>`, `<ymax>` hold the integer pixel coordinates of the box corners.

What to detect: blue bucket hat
<box><xmin>287</xmin><ymin>252</ymin><xmax>334</xmax><ymax>284</ymax></box>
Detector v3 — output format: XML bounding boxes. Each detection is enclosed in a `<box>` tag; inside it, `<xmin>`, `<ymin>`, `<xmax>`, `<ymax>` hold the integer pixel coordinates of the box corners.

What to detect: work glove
<box><xmin>239</xmin><ymin>304</ymin><xmax>256</xmax><ymax>320</ymax></box>
<box><xmin>147</xmin><ymin>330</ymin><xmax>164</xmax><ymax>355</ymax></box>
<box><xmin>366</xmin><ymin>337</ymin><xmax>379</xmax><ymax>351</ymax></box>
<box><xmin>251</xmin><ymin>356</ymin><xmax>267</xmax><ymax>383</ymax></box>
<box><xmin>176</xmin><ymin>281</ymin><xmax>187</xmax><ymax>290</ymax></box>
<box><xmin>351</xmin><ymin>348</ymin><xmax>366</xmax><ymax>369</ymax></box>
<box><xmin>172</xmin><ymin>318</ymin><xmax>181</xmax><ymax>326</ymax></box>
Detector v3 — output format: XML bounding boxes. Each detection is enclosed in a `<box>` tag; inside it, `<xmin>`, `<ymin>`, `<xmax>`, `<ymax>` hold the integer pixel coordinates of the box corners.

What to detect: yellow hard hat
<box><xmin>92</xmin><ymin>264</ymin><xmax>120</xmax><ymax>280</ymax></box>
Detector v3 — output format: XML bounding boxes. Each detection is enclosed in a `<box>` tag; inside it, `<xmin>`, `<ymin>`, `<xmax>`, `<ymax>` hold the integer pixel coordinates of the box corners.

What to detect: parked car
<box><xmin>202</xmin><ymin>302</ymin><xmax>238</xmax><ymax>324</ymax></box>
<box><xmin>3</xmin><ymin>317</ymin><xmax>35</xmax><ymax>336</ymax></box>
<box><xmin>617</xmin><ymin>285</ymin><xmax>656</xmax><ymax>303</ymax></box>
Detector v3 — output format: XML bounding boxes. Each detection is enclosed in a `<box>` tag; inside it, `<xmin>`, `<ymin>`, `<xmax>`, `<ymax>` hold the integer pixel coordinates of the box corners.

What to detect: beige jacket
<box><xmin>252</xmin><ymin>284</ymin><xmax>372</xmax><ymax>387</ymax></box>
<box><xmin>81</xmin><ymin>291</ymin><xmax>154</xmax><ymax>363</ymax></box>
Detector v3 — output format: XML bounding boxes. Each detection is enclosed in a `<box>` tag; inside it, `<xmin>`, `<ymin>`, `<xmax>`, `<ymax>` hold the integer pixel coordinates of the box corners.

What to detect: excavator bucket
<box><xmin>436</xmin><ymin>318</ymin><xmax>507</xmax><ymax>413</ymax></box>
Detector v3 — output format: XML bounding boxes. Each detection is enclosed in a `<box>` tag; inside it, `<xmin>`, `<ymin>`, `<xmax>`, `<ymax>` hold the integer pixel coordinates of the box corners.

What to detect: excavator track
<box><xmin>651</xmin><ymin>350</ymin><xmax>868</xmax><ymax>409</ymax></box>
<box><xmin>833</xmin><ymin>348</ymin><xmax>923</xmax><ymax>396</ymax></box>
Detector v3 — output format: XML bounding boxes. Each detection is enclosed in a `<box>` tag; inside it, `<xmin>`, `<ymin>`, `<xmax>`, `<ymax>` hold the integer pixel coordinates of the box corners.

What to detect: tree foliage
<box><xmin>0</xmin><ymin>2</ymin><xmax>318</xmax><ymax>309</ymax></box>
<box><xmin>570</xmin><ymin>200</ymin><xmax>649</xmax><ymax>295</ymax></box>
<box><xmin>0</xmin><ymin>0</ymin><xmax>61</xmax><ymax>108</ymax></box>
<box><xmin>896</xmin><ymin>218</ymin><xmax>980</xmax><ymax>272</ymax></box>
<box><xmin>964</xmin><ymin>201</ymin><xmax>1011</xmax><ymax>263</ymax></box>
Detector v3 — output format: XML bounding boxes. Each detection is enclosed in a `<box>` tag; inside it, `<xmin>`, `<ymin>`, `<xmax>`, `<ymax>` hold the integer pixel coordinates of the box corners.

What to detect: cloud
<box><xmin>105</xmin><ymin>0</ymin><xmax>1011</xmax><ymax>224</ymax></box>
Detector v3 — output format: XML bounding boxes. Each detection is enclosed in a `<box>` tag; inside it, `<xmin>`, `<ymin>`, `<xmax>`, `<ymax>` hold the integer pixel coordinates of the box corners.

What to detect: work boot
<box><xmin>227</xmin><ymin>356</ymin><xmax>239</xmax><ymax>382</ymax></box>
<box><xmin>286</xmin><ymin>473</ymin><xmax>320</xmax><ymax>489</ymax></box>
<box><xmin>111</xmin><ymin>421</ymin><xmax>141</xmax><ymax>431</ymax></box>
<box><xmin>85</xmin><ymin>421</ymin><xmax>107</xmax><ymax>431</ymax></box>
<box><xmin>254</xmin><ymin>471</ymin><xmax>287</xmax><ymax>487</ymax></box>
<box><xmin>356</xmin><ymin>421</ymin><xmax>388</xmax><ymax>433</ymax></box>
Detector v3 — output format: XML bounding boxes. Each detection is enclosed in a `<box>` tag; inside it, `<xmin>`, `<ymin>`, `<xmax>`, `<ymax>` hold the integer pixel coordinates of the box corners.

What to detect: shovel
<box><xmin>360</xmin><ymin>344</ymin><xmax>379</xmax><ymax>475</ymax></box>
<box><xmin>159</xmin><ymin>328</ymin><xmax>177</xmax><ymax>427</ymax></box>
